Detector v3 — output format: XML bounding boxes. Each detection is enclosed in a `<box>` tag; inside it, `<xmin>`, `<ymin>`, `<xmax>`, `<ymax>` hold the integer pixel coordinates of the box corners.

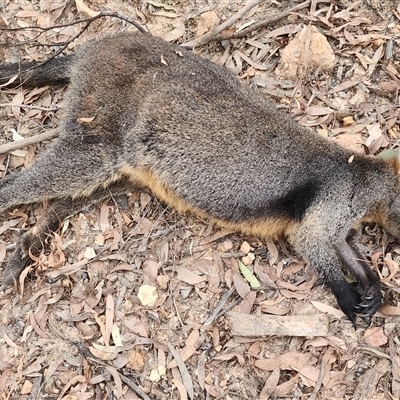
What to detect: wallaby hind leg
<box><xmin>0</xmin><ymin>134</ymin><xmax>124</xmax><ymax>213</ymax></box>
<box><xmin>0</xmin><ymin>179</ymin><xmax>133</xmax><ymax>290</ymax></box>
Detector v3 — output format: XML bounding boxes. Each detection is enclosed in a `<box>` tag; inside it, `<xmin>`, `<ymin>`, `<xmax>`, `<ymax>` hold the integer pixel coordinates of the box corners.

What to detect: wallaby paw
<box><xmin>353</xmin><ymin>285</ymin><xmax>382</xmax><ymax>318</ymax></box>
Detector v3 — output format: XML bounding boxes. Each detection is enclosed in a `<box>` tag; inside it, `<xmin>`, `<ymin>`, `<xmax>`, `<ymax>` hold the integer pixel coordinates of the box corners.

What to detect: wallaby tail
<box><xmin>0</xmin><ymin>55</ymin><xmax>74</xmax><ymax>88</ymax></box>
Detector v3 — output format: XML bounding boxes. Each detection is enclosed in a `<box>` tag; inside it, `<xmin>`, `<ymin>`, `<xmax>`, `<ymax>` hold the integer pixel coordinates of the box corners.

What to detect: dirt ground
<box><xmin>1</xmin><ymin>0</ymin><xmax>400</xmax><ymax>399</ymax></box>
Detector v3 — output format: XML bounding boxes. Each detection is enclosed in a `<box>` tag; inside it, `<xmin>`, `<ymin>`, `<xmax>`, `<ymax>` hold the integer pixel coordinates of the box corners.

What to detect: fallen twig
<box><xmin>0</xmin><ymin>11</ymin><xmax>146</xmax><ymax>33</ymax></box>
<box><xmin>182</xmin><ymin>0</ymin><xmax>311</xmax><ymax>48</ymax></box>
<box><xmin>203</xmin><ymin>286</ymin><xmax>236</xmax><ymax>325</ymax></box>
<box><xmin>182</xmin><ymin>0</ymin><xmax>263</xmax><ymax>48</ymax></box>
<box><xmin>0</xmin><ymin>12</ymin><xmax>146</xmax><ymax>85</ymax></box>
<box><xmin>119</xmin><ymin>374</ymin><xmax>152</xmax><ymax>400</ymax></box>
<box><xmin>0</xmin><ymin>129</ymin><xmax>59</xmax><ymax>154</ymax></box>
<box><xmin>0</xmin><ymin>103</ymin><xmax>60</xmax><ymax>112</ymax></box>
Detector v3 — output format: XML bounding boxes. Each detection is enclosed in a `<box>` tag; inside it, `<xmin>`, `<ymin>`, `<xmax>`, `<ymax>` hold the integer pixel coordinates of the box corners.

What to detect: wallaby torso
<box><xmin>1</xmin><ymin>32</ymin><xmax>399</xmax><ymax>326</ymax></box>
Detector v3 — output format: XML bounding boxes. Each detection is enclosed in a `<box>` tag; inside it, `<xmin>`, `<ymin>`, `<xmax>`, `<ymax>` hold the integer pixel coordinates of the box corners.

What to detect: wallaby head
<box><xmin>0</xmin><ymin>31</ymin><xmax>399</xmax><ymax>327</ymax></box>
<box><xmin>365</xmin><ymin>157</ymin><xmax>400</xmax><ymax>239</ymax></box>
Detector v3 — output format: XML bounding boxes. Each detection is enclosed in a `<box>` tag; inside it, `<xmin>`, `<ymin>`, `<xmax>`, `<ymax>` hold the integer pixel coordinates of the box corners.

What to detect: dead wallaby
<box><xmin>0</xmin><ymin>32</ymin><xmax>399</xmax><ymax>326</ymax></box>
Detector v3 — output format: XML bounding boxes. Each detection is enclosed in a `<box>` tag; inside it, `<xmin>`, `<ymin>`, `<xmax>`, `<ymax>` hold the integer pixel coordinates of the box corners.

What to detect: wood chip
<box><xmin>227</xmin><ymin>311</ymin><xmax>329</xmax><ymax>337</ymax></box>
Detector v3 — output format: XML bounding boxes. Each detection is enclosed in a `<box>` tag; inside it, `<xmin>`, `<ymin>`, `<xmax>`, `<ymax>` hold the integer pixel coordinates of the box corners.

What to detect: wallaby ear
<box><xmin>377</xmin><ymin>148</ymin><xmax>400</xmax><ymax>174</ymax></box>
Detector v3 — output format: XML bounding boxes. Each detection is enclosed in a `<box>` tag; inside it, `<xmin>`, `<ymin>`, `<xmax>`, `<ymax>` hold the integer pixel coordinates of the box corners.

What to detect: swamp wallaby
<box><xmin>0</xmin><ymin>31</ymin><xmax>399</xmax><ymax>326</ymax></box>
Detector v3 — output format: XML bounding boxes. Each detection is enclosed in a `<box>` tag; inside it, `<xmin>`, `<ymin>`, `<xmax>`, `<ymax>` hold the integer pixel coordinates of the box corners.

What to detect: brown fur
<box><xmin>1</xmin><ymin>32</ymin><xmax>400</xmax><ymax>325</ymax></box>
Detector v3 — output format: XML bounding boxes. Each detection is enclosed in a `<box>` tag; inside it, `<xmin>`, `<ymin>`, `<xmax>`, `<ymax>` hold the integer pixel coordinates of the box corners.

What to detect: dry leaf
<box><xmin>89</xmin><ymin>344</ymin><xmax>114</xmax><ymax>360</ymax></box>
<box><xmin>266</xmin><ymin>239</ymin><xmax>279</xmax><ymax>266</ymax></box>
<box><xmin>265</xmin><ymin>24</ymin><xmax>300</xmax><ymax>38</ymax></box>
<box><xmin>259</xmin><ymin>365</ymin><xmax>280</xmax><ymax>398</ymax></box>
<box><xmin>299</xmin><ymin>365</ymin><xmax>322</xmax><ymax>387</ymax></box>
<box><xmin>167</xmin><ymin>329</ymin><xmax>200</xmax><ymax>368</ymax></box>
<box><xmin>196</xmin><ymin>10</ymin><xmax>220</xmax><ymax>37</ymax></box>
<box><xmin>164</xmin><ymin>22</ymin><xmax>185</xmax><ymax>42</ymax></box>
<box><xmin>276</xmin><ymin>25</ymin><xmax>335</xmax><ymax>79</ymax></box>
<box><xmin>255</xmin><ymin>352</ymin><xmax>311</xmax><ymax>371</ymax></box>
<box><xmin>168</xmin><ymin>343</ymin><xmax>194</xmax><ymax>400</ymax></box>
<box><xmin>232</xmin><ymin>269</ymin><xmax>250</xmax><ymax>298</ymax></box>
<box><xmin>364</xmin><ymin>327</ymin><xmax>388</xmax><ymax>347</ymax></box>
<box><xmin>20</xmin><ymin>380</ymin><xmax>33</xmax><ymax>395</ymax></box>
<box><xmin>213</xmin><ymin>352</ymin><xmax>245</xmax><ymax>366</ymax></box>
<box><xmin>172</xmin><ymin>378</ymin><xmax>188</xmax><ymax>400</ymax></box>
<box><xmin>11</xmin><ymin>92</ymin><xmax>24</xmax><ymax>119</ymax></box>
<box><xmin>105</xmin><ymin>294</ymin><xmax>114</xmax><ymax>347</ymax></box>
<box><xmin>333</xmin><ymin>133</ymin><xmax>365</xmax><ymax>154</ymax></box>
<box><xmin>77</xmin><ymin>116</ymin><xmax>95</xmax><ymax>124</ymax></box>
<box><xmin>176</xmin><ymin>266</ymin><xmax>206</xmax><ymax>285</ymax></box>
<box><xmin>75</xmin><ymin>0</ymin><xmax>100</xmax><ymax>17</ymax></box>
<box><xmin>379</xmin><ymin>304</ymin><xmax>400</xmax><ymax>316</ymax></box>
<box><xmin>127</xmin><ymin>349</ymin><xmax>145</xmax><ymax>371</ymax></box>
<box><xmin>311</xmin><ymin>301</ymin><xmax>345</xmax><ymax>318</ymax></box>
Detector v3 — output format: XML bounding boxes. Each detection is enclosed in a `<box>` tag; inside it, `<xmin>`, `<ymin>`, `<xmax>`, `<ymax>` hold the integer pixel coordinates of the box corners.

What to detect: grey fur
<box><xmin>1</xmin><ymin>32</ymin><xmax>399</xmax><ymax>325</ymax></box>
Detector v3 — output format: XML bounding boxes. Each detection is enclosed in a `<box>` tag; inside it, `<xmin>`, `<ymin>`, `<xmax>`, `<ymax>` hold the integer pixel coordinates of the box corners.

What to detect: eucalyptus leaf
<box><xmin>239</xmin><ymin>260</ymin><xmax>261</xmax><ymax>288</ymax></box>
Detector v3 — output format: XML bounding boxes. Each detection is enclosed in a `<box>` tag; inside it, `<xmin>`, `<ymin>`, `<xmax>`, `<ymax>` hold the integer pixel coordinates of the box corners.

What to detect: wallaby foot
<box><xmin>336</xmin><ymin>241</ymin><xmax>382</xmax><ymax>318</ymax></box>
<box><xmin>289</xmin><ymin>223</ymin><xmax>381</xmax><ymax>326</ymax></box>
<box><xmin>0</xmin><ymin>180</ymin><xmax>133</xmax><ymax>290</ymax></box>
<box><xmin>327</xmin><ymin>277</ymin><xmax>361</xmax><ymax>327</ymax></box>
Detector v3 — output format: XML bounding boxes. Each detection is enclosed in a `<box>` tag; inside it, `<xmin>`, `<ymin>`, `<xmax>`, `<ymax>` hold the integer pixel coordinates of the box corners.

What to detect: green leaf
<box><xmin>238</xmin><ymin>261</ymin><xmax>261</xmax><ymax>288</ymax></box>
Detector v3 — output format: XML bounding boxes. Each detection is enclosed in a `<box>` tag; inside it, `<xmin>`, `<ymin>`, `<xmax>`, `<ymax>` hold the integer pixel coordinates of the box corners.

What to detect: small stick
<box><xmin>182</xmin><ymin>0</ymin><xmax>263</xmax><ymax>48</ymax></box>
<box><xmin>214</xmin><ymin>0</ymin><xmax>312</xmax><ymax>42</ymax></box>
<box><xmin>119</xmin><ymin>374</ymin><xmax>152</xmax><ymax>400</ymax></box>
<box><xmin>308</xmin><ymin>359</ymin><xmax>328</xmax><ymax>400</ymax></box>
<box><xmin>182</xmin><ymin>0</ymin><xmax>311</xmax><ymax>48</ymax></box>
<box><xmin>203</xmin><ymin>286</ymin><xmax>236</xmax><ymax>325</ymax></box>
<box><xmin>0</xmin><ymin>129</ymin><xmax>59</xmax><ymax>154</ymax></box>
<box><xmin>0</xmin><ymin>11</ymin><xmax>146</xmax><ymax>33</ymax></box>
<box><xmin>0</xmin><ymin>103</ymin><xmax>60</xmax><ymax>112</ymax></box>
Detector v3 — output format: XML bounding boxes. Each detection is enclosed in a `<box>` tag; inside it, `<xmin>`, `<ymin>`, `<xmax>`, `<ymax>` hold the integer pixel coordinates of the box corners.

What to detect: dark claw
<box><xmin>353</xmin><ymin>287</ymin><xmax>382</xmax><ymax>319</ymax></box>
